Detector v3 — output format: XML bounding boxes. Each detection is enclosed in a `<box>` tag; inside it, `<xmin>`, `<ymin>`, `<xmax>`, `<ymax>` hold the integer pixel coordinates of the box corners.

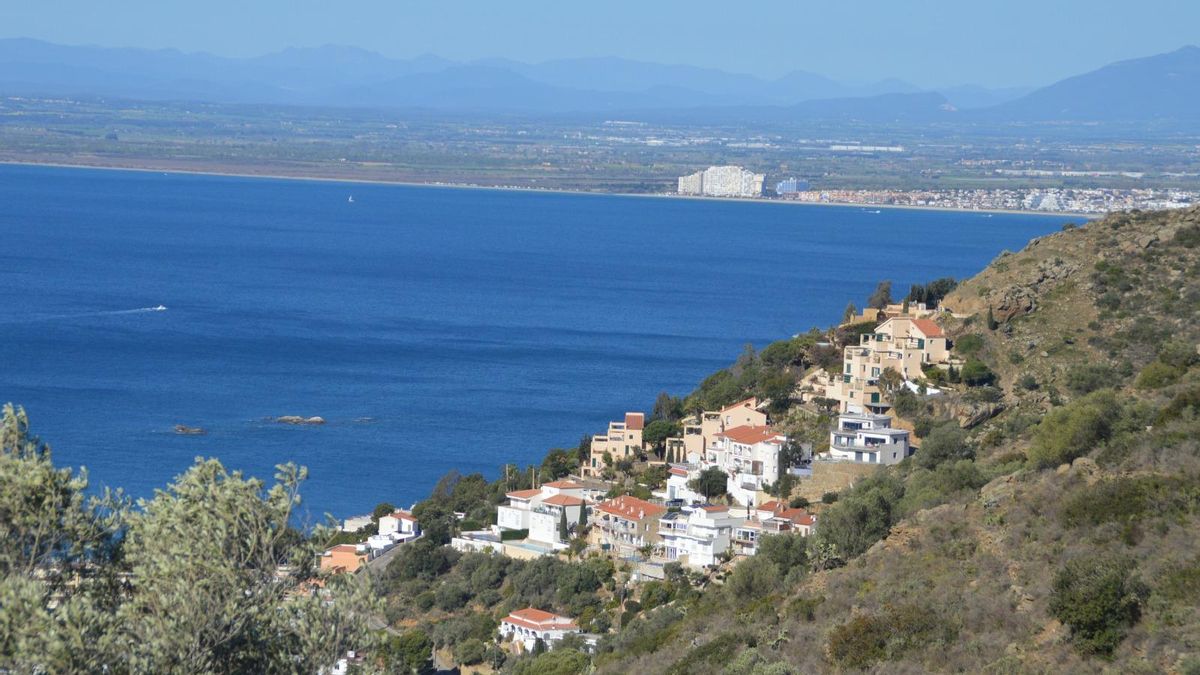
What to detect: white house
<box><xmin>657</xmin><ymin>505</ymin><xmax>741</xmax><ymax>568</ymax></box>
<box><xmin>828</xmin><ymin>412</ymin><xmax>912</xmax><ymax>465</ymax></box>
<box><xmin>378</xmin><ymin>510</ymin><xmax>420</xmax><ymax>542</ymax></box>
<box><xmin>655</xmin><ymin>464</ymin><xmax>705</xmax><ymax>505</ymax></box>
<box><xmin>706</xmin><ymin>426</ymin><xmax>788</xmax><ymax>505</ymax></box>
<box><xmin>495</xmin><ymin>481</ymin><xmax>587</xmax><ymax>546</ymax></box>
<box><xmin>498</xmin><ymin>608</ymin><xmax>581</xmax><ymax>652</ymax></box>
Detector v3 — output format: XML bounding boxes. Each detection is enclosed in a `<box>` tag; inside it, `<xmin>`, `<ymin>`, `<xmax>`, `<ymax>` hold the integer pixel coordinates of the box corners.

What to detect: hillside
<box><xmin>585</xmin><ymin>207</ymin><xmax>1200</xmax><ymax>673</ymax></box>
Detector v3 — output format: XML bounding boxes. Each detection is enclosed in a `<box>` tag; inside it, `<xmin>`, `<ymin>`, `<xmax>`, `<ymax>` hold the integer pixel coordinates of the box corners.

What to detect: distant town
<box><xmin>677</xmin><ymin>164</ymin><xmax>1198</xmax><ymax>214</ymax></box>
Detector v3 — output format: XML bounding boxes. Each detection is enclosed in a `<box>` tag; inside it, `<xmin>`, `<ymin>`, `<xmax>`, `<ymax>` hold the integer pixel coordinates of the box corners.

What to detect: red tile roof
<box><xmin>715</xmin><ymin>425</ymin><xmax>785</xmax><ymax>445</ymax></box>
<box><xmin>911</xmin><ymin>318</ymin><xmax>944</xmax><ymax>338</ymax></box>
<box><xmin>779</xmin><ymin>508</ymin><xmax>815</xmax><ymax>526</ymax></box>
<box><xmin>543</xmin><ymin>480</ymin><xmax>584</xmax><ymax>489</ymax></box>
<box><xmin>720</xmin><ymin>397</ymin><xmax>759</xmax><ymax>414</ymax></box>
<box><xmin>542</xmin><ymin>494</ymin><xmax>585</xmax><ymax>507</ymax></box>
<box><xmin>387</xmin><ymin>510</ymin><xmax>417</xmax><ymax>521</ymax></box>
<box><xmin>756</xmin><ymin>500</ymin><xmax>786</xmax><ymax>514</ymax></box>
<box><xmin>506</xmin><ymin>488</ymin><xmax>541</xmax><ymax>500</ymax></box>
<box><xmin>668</xmin><ymin>466</ymin><xmax>689</xmax><ymax>477</ymax></box>
<box><xmin>700</xmin><ymin>505</ymin><xmax>729</xmax><ymax>512</ymax></box>
<box><xmin>625</xmin><ymin>412</ymin><xmax>645</xmax><ymax>430</ymax></box>
<box><xmin>504</xmin><ymin>608</ymin><xmax>578</xmax><ymax>631</ymax></box>
<box><xmin>596</xmin><ymin>495</ymin><xmax>667</xmax><ymax>521</ymax></box>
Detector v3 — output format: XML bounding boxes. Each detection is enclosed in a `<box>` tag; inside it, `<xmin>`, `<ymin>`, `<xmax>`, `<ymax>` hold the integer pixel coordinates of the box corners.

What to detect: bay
<box><xmin>0</xmin><ymin>164</ymin><xmax>1072</xmax><ymax>520</ymax></box>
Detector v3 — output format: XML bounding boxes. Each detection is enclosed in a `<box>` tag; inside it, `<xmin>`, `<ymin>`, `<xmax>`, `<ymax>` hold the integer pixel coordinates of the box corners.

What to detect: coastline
<box><xmin>0</xmin><ymin>158</ymin><xmax>1093</xmax><ymax>218</ymax></box>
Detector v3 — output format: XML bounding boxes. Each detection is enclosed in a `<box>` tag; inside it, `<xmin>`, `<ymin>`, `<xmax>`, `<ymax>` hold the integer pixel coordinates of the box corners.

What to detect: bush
<box><xmin>640</xmin><ymin>581</ymin><xmax>674</xmax><ymax>610</ymax></box>
<box><xmin>1066</xmin><ymin>363</ymin><xmax>1118</xmax><ymax>395</ymax></box>
<box><xmin>821</xmin><ymin>492</ymin><xmax>839</xmax><ymax>504</ymax></box>
<box><xmin>725</xmin><ymin>555</ymin><xmax>780</xmax><ymax>601</ymax></box>
<box><xmin>960</xmin><ymin>359</ymin><xmax>997</xmax><ymax>387</ymax></box>
<box><xmin>955</xmin><ymin>334</ymin><xmax>984</xmax><ymax>356</ymax></box>
<box><xmin>1135</xmin><ymin>360</ymin><xmax>1179</xmax><ymax>390</ymax></box>
<box><xmin>827</xmin><ymin>603</ymin><xmax>953</xmax><ymax>669</ymax></box>
<box><xmin>435</xmin><ymin>582</ymin><xmax>471</xmax><ymax>611</ymax></box>
<box><xmin>891</xmin><ymin>389</ymin><xmax>924</xmax><ymax>418</ymax></box>
<box><xmin>454</xmin><ymin>638</ymin><xmax>487</xmax><ymax>666</ymax></box>
<box><xmin>789</xmin><ymin>496</ymin><xmax>810</xmax><ymax>509</ymax></box>
<box><xmin>511</xmin><ymin>649</ymin><xmax>590</xmax><ymax>675</ymax></box>
<box><xmin>1017</xmin><ymin>374</ymin><xmax>1039</xmax><ymax>391</ymax></box>
<box><xmin>1027</xmin><ymin>390</ymin><xmax>1120</xmax><ymax>468</ymax></box>
<box><xmin>916</xmin><ymin>421</ymin><xmax>973</xmax><ymax>469</ymax></box>
<box><xmin>1050</xmin><ymin>555</ymin><xmax>1148</xmax><ymax>656</ymax></box>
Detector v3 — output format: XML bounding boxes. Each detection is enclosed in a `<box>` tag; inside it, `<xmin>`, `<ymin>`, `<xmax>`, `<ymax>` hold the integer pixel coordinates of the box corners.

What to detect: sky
<box><xmin>3</xmin><ymin>0</ymin><xmax>1198</xmax><ymax>87</ymax></box>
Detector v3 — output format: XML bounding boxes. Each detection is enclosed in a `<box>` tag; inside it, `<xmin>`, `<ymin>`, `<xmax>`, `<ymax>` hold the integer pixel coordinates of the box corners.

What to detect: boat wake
<box><xmin>1</xmin><ymin>305</ymin><xmax>168</xmax><ymax>325</ymax></box>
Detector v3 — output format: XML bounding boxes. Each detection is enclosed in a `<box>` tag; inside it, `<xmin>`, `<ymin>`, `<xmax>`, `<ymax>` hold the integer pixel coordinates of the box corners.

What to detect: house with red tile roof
<box><xmin>378</xmin><ymin>510</ymin><xmax>420</xmax><ymax>542</ymax></box>
<box><xmin>319</xmin><ymin>544</ymin><xmax>368</xmax><ymax>574</ymax></box>
<box><xmin>826</xmin><ymin>315</ymin><xmax>951</xmax><ymax>415</ymax></box>
<box><xmin>498</xmin><ymin>608</ymin><xmax>581</xmax><ymax>652</ymax></box>
<box><xmin>582</xmin><ymin>412</ymin><xmax>647</xmax><ymax>478</ymax></box>
<box><xmin>708</xmin><ymin>425</ymin><xmax>789</xmax><ymax>505</ymax></box>
<box><xmin>593</xmin><ymin>495</ymin><xmax>667</xmax><ymax>553</ymax></box>
<box><xmin>496</xmin><ymin>481</ymin><xmax>588</xmax><ymax>547</ymax></box>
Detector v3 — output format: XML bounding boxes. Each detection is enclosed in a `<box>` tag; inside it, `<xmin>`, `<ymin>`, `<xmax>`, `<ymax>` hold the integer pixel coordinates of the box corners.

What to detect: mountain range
<box><xmin>0</xmin><ymin>38</ymin><xmax>1197</xmax><ymax>123</ymax></box>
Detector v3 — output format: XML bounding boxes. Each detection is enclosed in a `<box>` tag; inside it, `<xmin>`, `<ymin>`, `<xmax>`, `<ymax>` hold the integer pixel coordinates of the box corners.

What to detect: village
<box><xmin>319</xmin><ymin>300</ymin><xmax>963</xmax><ymax>661</ymax></box>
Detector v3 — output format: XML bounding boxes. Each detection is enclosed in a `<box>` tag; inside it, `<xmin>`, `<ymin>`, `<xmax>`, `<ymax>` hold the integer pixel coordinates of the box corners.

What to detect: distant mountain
<box><xmin>0</xmin><ymin>37</ymin><xmax>972</xmax><ymax>116</ymax></box>
<box><xmin>986</xmin><ymin>45</ymin><xmax>1200</xmax><ymax>121</ymax></box>
<box><xmin>2</xmin><ymin>37</ymin><xmax>1194</xmax><ymax>124</ymax></box>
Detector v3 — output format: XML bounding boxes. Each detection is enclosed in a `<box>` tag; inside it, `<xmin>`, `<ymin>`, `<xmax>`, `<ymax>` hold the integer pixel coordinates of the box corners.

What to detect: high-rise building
<box><xmin>677</xmin><ymin>166</ymin><xmax>764</xmax><ymax>198</ymax></box>
<box><xmin>775</xmin><ymin>177</ymin><xmax>810</xmax><ymax>195</ymax></box>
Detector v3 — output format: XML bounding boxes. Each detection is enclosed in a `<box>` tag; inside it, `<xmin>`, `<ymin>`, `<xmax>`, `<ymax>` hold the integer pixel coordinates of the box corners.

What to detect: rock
<box><xmin>174</xmin><ymin>424</ymin><xmax>206</xmax><ymax>435</ymax></box>
<box><xmin>276</xmin><ymin>416</ymin><xmax>326</xmax><ymax>425</ymax></box>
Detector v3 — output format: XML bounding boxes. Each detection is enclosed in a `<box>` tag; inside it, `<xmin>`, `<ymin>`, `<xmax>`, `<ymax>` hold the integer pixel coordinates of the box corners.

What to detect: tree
<box><xmin>867</xmin><ymin>280</ymin><xmax>893</xmax><ymax>309</ymax></box>
<box><xmin>558</xmin><ymin>508</ymin><xmax>569</xmax><ymax>542</ymax></box>
<box><xmin>1050</xmin><ymin>555</ymin><xmax>1148</xmax><ymax>656</ymax></box>
<box><xmin>960</xmin><ymin>359</ymin><xmax>997</xmax><ymax>387</ymax></box>
<box><xmin>986</xmin><ymin>306</ymin><xmax>999</xmax><ymax>330</ymax></box>
<box><xmin>372</xmin><ymin>501</ymin><xmax>397</xmax><ymax>522</ymax></box>
<box><xmin>540</xmin><ymin>449</ymin><xmax>575</xmax><ymax>482</ymax></box>
<box><xmin>843</xmin><ymin>302</ymin><xmax>858</xmax><ymax>323</ymax></box>
<box><xmin>642</xmin><ymin>419</ymin><xmax>680</xmax><ymax>457</ymax></box>
<box><xmin>384</xmin><ymin>629</ymin><xmax>433</xmax><ymax>674</ymax></box>
<box><xmin>651</xmin><ymin>392</ymin><xmax>683</xmax><ymax>422</ymax></box>
<box><xmin>689</xmin><ymin>467</ymin><xmax>728</xmax><ymax>501</ymax></box>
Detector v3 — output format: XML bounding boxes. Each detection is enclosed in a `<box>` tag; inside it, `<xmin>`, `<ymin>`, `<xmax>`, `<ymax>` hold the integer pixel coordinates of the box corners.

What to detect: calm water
<box><xmin>0</xmin><ymin>165</ymin><xmax>1072</xmax><ymax>519</ymax></box>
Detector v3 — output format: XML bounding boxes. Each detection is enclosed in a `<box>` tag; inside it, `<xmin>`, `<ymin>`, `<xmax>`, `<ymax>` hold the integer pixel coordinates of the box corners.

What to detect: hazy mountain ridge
<box><xmin>0</xmin><ymin>38</ymin><xmax>1195</xmax><ymax>122</ymax></box>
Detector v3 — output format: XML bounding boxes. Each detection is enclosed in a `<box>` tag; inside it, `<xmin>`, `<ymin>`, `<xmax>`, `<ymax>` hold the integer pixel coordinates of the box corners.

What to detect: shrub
<box><xmin>640</xmin><ymin>582</ymin><xmax>674</xmax><ymax>610</ymax></box>
<box><xmin>1028</xmin><ymin>390</ymin><xmax>1120</xmax><ymax>468</ymax></box>
<box><xmin>1061</xmin><ymin>475</ymin><xmax>1200</xmax><ymax>528</ymax></box>
<box><xmin>511</xmin><ymin>649</ymin><xmax>590</xmax><ymax>675</ymax></box>
<box><xmin>916</xmin><ymin>421</ymin><xmax>974</xmax><ymax>469</ymax></box>
<box><xmin>1066</xmin><ymin>363</ymin><xmax>1118</xmax><ymax>395</ymax></box>
<box><xmin>891</xmin><ymin>389</ymin><xmax>924</xmax><ymax>418</ymax></box>
<box><xmin>1136</xmin><ymin>360</ymin><xmax>1180</xmax><ymax>390</ymax></box>
<box><xmin>725</xmin><ymin>555</ymin><xmax>780</xmax><ymax>601</ymax></box>
<box><xmin>827</xmin><ymin>603</ymin><xmax>953</xmax><ymax>669</ymax></box>
<box><xmin>955</xmin><ymin>334</ymin><xmax>984</xmax><ymax>356</ymax></box>
<box><xmin>960</xmin><ymin>359</ymin><xmax>997</xmax><ymax>387</ymax></box>
<box><xmin>454</xmin><ymin>638</ymin><xmax>486</xmax><ymax>666</ymax></box>
<box><xmin>435</xmin><ymin>582</ymin><xmax>471</xmax><ymax>611</ymax></box>
<box><xmin>821</xmin><ymin>492</ymin><xmax>839</xmax><ymax>504</ymax></box>
<box><xmin>1050</xmin><ymin>555</ymin><xmax>1148</xmax><ymax>656</ymax></box>
<box><xmin>1017</xmin><ymin>374</ymin><xmax>1039</xmax><ymax>390</ymax></box>
<box><xmin>789</xmin><ymin>496</ymin><xmax>810</xmax><ymax>509</ymax></box>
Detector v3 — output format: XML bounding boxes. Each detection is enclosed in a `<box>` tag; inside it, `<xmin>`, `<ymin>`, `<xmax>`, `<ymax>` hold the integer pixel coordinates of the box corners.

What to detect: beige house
<box><xmin>679</xmin><ymin>398</ymin><xmax>769</xmax><ymax>463</ymax></box>
<box><xmin>583</xmin><ymin>412</ymin><xmax>646</xmax><ymax>477</ymax></box>
<box><xmin>593</xmin><ymin>495</ymin><xmax>667</xmax><ymax>554</ymax></box>
<box><xmin>827</xmin><ymin>317</ymin><xmax>949</xmax><ymax>414</ymax></box>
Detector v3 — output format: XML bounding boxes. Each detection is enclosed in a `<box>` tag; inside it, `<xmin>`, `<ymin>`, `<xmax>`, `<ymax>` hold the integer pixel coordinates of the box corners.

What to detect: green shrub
<box><xmin>1061</xmin><ymin>476</ymin><xmax>1200</xmax><ymax>528</ymax></box>
<box><xmin>1018</xmin><ymin>374</ymin><xmax>1039</xmax><ymax>390</ymax></box>
<box><xmin>1066</xmin><ymin>363</ymin><xmax>1117</xmax><ymax>395</ymax></box>
<box><xmin>827</xmin><ymin>603</ymin><xmax>953</xmax><ymax>669</ymax></box>
<box><xmin>511</xmin><ymin>649</ymin><xmax>589</xmax><ymax>675</ymax></box>
<box><xmin>955</xmin><ymin>334</ymin><xmax>984</xmax><ymax>356</ymax></box>
<box><xmin>960</xmin><ymin>359</ymin><xmax>998</xmax><ymax>387</ymax></box>
<box><xmin>453</xmin><ymin>638</ymin><xmax>486</xmax><ymax>666</ymax></box>
<box><xmin>821</xmin><ymin>492</ymin><xmax>839</xmax><ymax>504</ymax></box>
<box><xmin>1050</xmin><ymin>555</ymin><xmax>1148</xmax><ymax>656</ymax></box>
<box><xmin>916</xmin><ymin>421</ymin><xmax>974</xmax><ymax>469</ymax></box>
<box><xmin>1028</xmin><ymin>390</ymin><xmax>1120</xmax><ymax>468</ymax></box>
<box><xmin>666</xmin><ymin>633</ymin><xmax>746</xmax><ymax>675</ymax></box>
<box><xmin>1136</xmin><ymin>361</ymin><xmax>1180</xmax><ymax>390</ymax></box>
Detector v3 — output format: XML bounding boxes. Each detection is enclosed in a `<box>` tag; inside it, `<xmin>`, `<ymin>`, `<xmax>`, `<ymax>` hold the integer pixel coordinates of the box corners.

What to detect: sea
<box><xmin>0</xmin><ymin>164</ymin><xmax>1074</xmax><ymax>521</ymax></box>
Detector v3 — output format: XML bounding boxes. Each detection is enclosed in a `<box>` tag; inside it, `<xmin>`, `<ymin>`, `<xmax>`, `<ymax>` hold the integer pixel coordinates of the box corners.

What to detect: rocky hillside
<box><xmin>591</xmin><ymin>206</ymin><xmax>1200</xmax><ymax>674</ymax></box>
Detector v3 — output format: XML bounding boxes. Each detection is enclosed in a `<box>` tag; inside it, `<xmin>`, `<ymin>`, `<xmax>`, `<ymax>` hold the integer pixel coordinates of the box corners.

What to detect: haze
<box><xmin>4</xmin><ymin>0</ymin><xmax>1198</xmax><ymax>87</ymax></box>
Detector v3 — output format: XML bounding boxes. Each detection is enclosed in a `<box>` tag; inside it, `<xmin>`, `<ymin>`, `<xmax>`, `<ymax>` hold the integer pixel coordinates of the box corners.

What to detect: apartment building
<box><xmin>679</xmin><ymin>397</ymin><xmax>769</xmax><ymax>463</ymax></box>
<box><xmin>583</xmin><ymin>412</ymin><xmax>645</xmax><ymax>477</ymax></box>
<box><xmin>677</xmin><ymin>165</ymin><xmax>765</xmax><ymax>197</ymax></box>
<box><xmin>828</xmin><ymin>412</ymin><xmax>912</xmax><ymax>465</ymax></box>
<box><xmin>731</xmin><ymin>502</ymin><xmax>816</xmax><ymax>556</ymax></box>
<box><xmin>827</xmin><ymin>317</ymin><xmax>949</xmax><ymax>414</ymax></box>
<box><xmin>496</xmin><ymin>480</ymin><xmax>588</xmax><ymax>545</ymax></box>
<box><xmin>593</xmin><ymin>495</ymin><xmax>667</xmax><ymax>554</ymax></box>
<box><xmin>707</xmin><ymin>425</ymin><xmax>788</xmax><ymax>506</ymax></box>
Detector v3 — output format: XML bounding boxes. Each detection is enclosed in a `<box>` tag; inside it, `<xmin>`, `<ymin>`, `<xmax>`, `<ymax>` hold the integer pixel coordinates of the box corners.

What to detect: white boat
<box><xmin>348</xmin><ymin>195</ymin><xmax>355</xmax><ymax>203</ymax></box>
<box><xmin>153</xmin><ymin>305</ymin><xmax>167</xmax><ymax>311</ymax></box>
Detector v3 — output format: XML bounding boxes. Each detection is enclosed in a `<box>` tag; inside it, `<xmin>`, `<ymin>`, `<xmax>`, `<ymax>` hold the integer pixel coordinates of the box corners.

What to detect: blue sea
<box><xmin>0</xmin><ymin>164</ymin><xmax>1073</xmax><ymax>520</ymax></box>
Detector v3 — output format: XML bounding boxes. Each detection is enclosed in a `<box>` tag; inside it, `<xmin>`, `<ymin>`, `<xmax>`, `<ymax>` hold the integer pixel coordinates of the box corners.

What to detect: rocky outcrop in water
<box><xmin>276</xmin><ymin>416</ymin><xmax>326</xmax><ymax>425</ymax></box>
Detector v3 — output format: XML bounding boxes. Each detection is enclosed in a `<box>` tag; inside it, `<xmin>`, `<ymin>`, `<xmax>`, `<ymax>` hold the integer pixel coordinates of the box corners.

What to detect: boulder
<box><xmin>173</xmin><ymin>424</ymin><xmax>206</xmax><ymax>435</ymax></box>
<box><xmin>276</xmin><ymin>416</ymin><xmax>326</xmax><ymax>425</ymax></box>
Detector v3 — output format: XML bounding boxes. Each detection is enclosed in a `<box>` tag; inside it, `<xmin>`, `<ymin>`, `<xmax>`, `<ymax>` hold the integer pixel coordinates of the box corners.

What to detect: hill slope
<box><xmin>591</xmin><ymin>206</ymin><xmax>1200</xmax><ymax>673</ymax></box>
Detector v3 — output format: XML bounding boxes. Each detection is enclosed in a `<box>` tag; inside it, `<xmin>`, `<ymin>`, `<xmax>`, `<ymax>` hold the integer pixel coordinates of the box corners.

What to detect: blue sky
<box><xmin>4</xmin><ymin>0</ymin><xmax>1197</xmax><ymax>87</ymax></box>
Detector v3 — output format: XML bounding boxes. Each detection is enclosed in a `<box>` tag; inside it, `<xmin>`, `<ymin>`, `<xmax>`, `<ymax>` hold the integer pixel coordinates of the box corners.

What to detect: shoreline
<box><xmin>0</xmin><ymin>158</ymin><xmax>1092</xmax><ymax>218</ymax></box>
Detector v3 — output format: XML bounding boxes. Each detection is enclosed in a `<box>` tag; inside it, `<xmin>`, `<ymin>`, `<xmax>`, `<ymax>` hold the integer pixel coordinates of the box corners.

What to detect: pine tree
<box><xmin>558</xmin><ymin>508</ymin><xmax>569</xmax><ymax>542</ymax></box>
<box><xmin>987</xmin><ymin>307</ymin><xmax>998</xmax><ymax>331</ymax></box>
